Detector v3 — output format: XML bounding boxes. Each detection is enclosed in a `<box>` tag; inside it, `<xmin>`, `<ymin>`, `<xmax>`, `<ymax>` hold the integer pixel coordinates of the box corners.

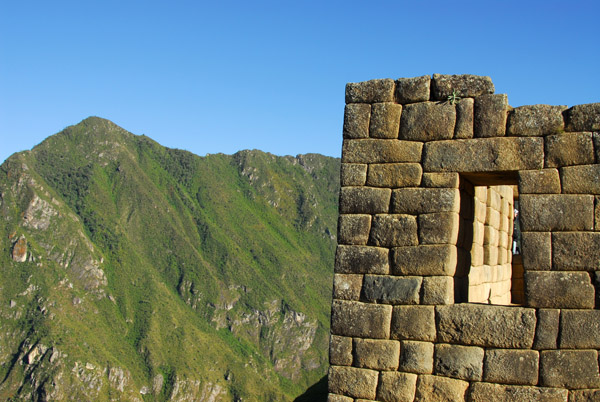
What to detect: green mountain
<box><xmin>0</xmin><ymin>117</ymin><xmax>339</xmax><ymax>401</ymax></box>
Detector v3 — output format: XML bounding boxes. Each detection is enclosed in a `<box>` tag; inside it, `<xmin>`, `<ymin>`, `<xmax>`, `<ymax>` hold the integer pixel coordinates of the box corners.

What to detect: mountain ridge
<box><xmin>0</xmin><ymin>117</ymin><xmax>339</xmax><ymax>401</ymax></box>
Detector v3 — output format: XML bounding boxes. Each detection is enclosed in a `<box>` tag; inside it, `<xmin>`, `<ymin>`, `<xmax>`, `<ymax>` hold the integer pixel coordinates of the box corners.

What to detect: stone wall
<box><xmin>328</xmin><ymin>74</ymin><xmax>600</xmax><ymax>401</ymax></box>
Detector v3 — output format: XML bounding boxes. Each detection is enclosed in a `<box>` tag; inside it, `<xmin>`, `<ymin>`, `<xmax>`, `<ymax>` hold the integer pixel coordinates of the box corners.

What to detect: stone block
<box><xmin>339</xmin><ymin>187</ymin><xmax>391</xmax><ymax>214</ymax></box>
<box><xmin>353</xmin><ymin>338</ymin><xmax>400</xmax><ymax>370</ymax></box>
<box><xmin>560</xmin><ymin>309</ymin><xmax>600</xmax><ymax>349</ymax></box>
<box><xmin>467</xmin><ymin>382</ymin><xmax>568</xmax><ymax>402</ymax></box>
<box><xmin>596</xmin><ymin>196</ymin><xmax>600</xmax><ymax>231</ymax></box>
<box><xmin>335</xmin><ymin>245</ymin><xmax>389</xmax><ymax>275</ymax></box>
<box><xmin>331</xmin><ymin>300</ymin><xmax>392</xmax><ymax>339</ymax></box>
<box><xmin>391</xmin><ymin>305</ymin><xmax>436</xmax><ymax>341</ymax></box>
<box><xmin>570</xmin><ymin>389</ymin><xmax>600</xmax><ymax>402</ymax></box>
<box><xmin>414</xmin><ymin>374</ymin><xmax>469</xmax><ymax>402</ymax></box>
<box><xmin>399</xmin><ymin>341</ymin><xmax>434</xmax><ymax>374</ymax></box>
<box><xmin>392</xmin><ymin>245</ymin><xmax>457</xmax><ymax>276</ymax></box>
<box><xmin>333</xmin><ymin>274</ymin><xmax>363</xmax><ymax>301</ymax></box>
<box><xmin>552</xmin><ymin>232</ymin><xmax>600</xmax><ymax>271</ymax></box>
<box><xmin>340</xmin><ymin>163</ymin><xmax>367</xmax><ymax>186</ymax></box>
<box><xmin>399</xmin><ymin>101</ymin><xmax>456</xmax><ymax>141</ymax></box>
<box><xmin>366</xmin><ymin>163</ymin><xmax>422</xmax><ymax>188</ymax></box>
<box><xmin>395</xmin><ymin>75</ymin><xmax>430</xmax><ymax>104</ymax></box>
<box><xmin>422</xmin><ymin>276</ymin><xmax>454</xmax><ymax>305</ymax></box>
<box><xmin>485</xmin><ymin>207</ymin><xmax>500</xmax><ymax>229</ymax></box>
<box><xmin>423</xmin><ymin>137</ymin><xmax>543</xmax><ymax>172</ymax></box>
<box><xmin>391</xmin><ymin>188</ymin><xmax>460</xmax><ymax>214</ymax></box>
<box><xmin>327</xmin><ymin>394</ymin><xmax>353</xmax><ymax>402</ymax></box>
<box><xmin>518</xmin><ymin>169</ymin><xmax>561</xmax><ymax>194</ymax></box>
<box><xmin>330</xmin><ymin>335</ymin><xmax>353</xmax><ymax>366</ymax></box>
<box><xmin>455</xmin><ymin>98</ymin><xmax>474</xmax><ymax>139</ymax></box>
<box><xmin>370</xmin><ymin>103</ymin><xmax>402</xmax><ymax>139</ymax></box>
<box><xmin>343</xmin><ymin>104</ymin><xmax>371</xmax><ymax>139</ymax></box>
<box><xmin>521</xmin><ymin>232</ymin><xmax>552</xmax><ymax>271</ymax></box>
<box><xmin>483</xmin><ymin>349</ymin><xmax>539</xmax><ymax>385</ymax></box>
<box><xmin>540</xmin><ymin>350</ymin><xmax>600</xmax><ymax>389</ymax></box>
<box><xmin>545</xmin><ymin>132</ymin><xmax>594</xmax><ymax>167</ymax></box>
<box><xmin>342</xmin><ymin>139</ymin><xmax>423</xmax><ymax>163</ymax></box>
<box><xmin>436</xmin><ymin>304</ymin><xmax>536</xmax><ymax>348</ymax></box>
<box><xmin>377</xmin><ymin>371</ymin><xmax>417</xmax><ymax>402</ymax></box>
<box><xmin>565</xmin><ymin>103</ymin><xmax>600</xmax><ymax>132</ymax></box>
<box><xmin>418</xmin><ymin>213</ymin><xmax>460</xmax><ymax>245</ymax></box>
<box><xmin>434</xmin><ymin>343</ymin><xmax>484</xmax><ymax>381</ymax></box>
<box><xmin>369</xmin><ymin>214</ymin><xmax>418</xmax><ymax>247</ymax></box>
<box><xmin>525</xmin><ymin>271</ymin><xmax>594</xmax><ymax>309</ymax></box>
<box><xmin>328</xmin><ymin>365</ymin><xmax>379</xmax><ymax>400</ymax></box>
<box><xmin>483</xmin><ymin>245</ymin><xmax>499</xmax><ymax>265</ymax></box>
<box><xmin>422</xmin><ymin>172</ymin><xmax>460</xmax><ymax>188</ymax></box>
<box><xmin>338</xmin><ymin>214</ymin><xmax>371</xmax><ymax>245</ymax></box>
<box><xmin>519</xmin><ymin>194</ymin><xmax>594</xmax><ymax>231</ymax></box>
<box><xmin>431</xmin><ymin>74</ymin><xmax>495</xmax><ymax>100</ymax></box>
<box><xmin>595</xmin><ymin>132</ymin><xmax>600</xmax><ymax>162</ymax></box>
<box><xmin>361</xmin><ymin>275</ymin><xmax>422</xmax><ymax>305</ymax></box>
<box><xmin>506</xmin><ymin>104</ymin><xmax>567</xmax><ymax>136</ymax></box>
<box><xmin>474</xmin><ymin>94</ymin><xmax>508</xmax><ymax>138</ymax></box>
<box><xmin>346</xmin><ymin>79</ymin><xmax>395</xmax><ymax>104</ymax></box>
<box><xmin>533</xmin><ymin>309</ymin><xmax>559</xmax><ymax>350</ymax></box>
<box><xmin>483</xmin><ymin>225</ymin><xmax>499</xmax><ymax>246</ymax></box>
<box><xmin>561</xmin><ymin>164</ymin><xmax>600</xmax><ymax>194</ymax></box>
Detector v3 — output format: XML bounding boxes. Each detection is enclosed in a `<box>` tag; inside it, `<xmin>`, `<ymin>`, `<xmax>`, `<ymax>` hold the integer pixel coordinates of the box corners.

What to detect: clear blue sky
<box><xmin>1</xmin><ymin>0</ymin><xmax>599</xmax><ymax>164</ymax></box>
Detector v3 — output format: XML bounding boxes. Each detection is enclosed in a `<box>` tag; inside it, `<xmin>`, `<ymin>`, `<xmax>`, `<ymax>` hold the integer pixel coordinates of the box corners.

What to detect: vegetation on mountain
<box><xmin>0</xmin><ymin>117</ymin><xmax>339</xmax><ymax>401</ymax></box>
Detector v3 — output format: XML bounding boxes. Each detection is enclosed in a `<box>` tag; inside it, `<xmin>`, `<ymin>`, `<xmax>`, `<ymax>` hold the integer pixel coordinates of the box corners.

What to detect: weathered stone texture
<box><xmin>377</xmin><ymin>371</ymin><xmax>417</xmax><ymax>402</ymax></box>
<box><xmin>518</xmin><ymin>169</ymin><xmax>561</xmax><ymax>194</ymax></box>
<box><xmin>519</xmin><ymin>194</ymin><xmax>594</xmax><ymax>231</ymax></box>
<box><xmin>399</xmin><ymin>341</ymin><xmax>434</xmax><ymax>374</ymax></box>
<box><xmin>533</xmin><ymin>309</ymin><xmax>559</xmax><ymax>350</ymax></box>
<box><xmin>540</xmin><ymin>350</ymin><xmax>600</xmax><ymax>389</ymax></box>
<box><xmin>346</xmin><ymin>79</ymin><xmax>395</xmax><ymax>104</ymax></box>
<box><xmin>392</xmin><ymin>245</ymin><xmax>457</xmax><ymax>276</ymax></box>
<box><xmin>422</xmin><ymin>172</ymin><xmax>460</xmax><ymax>188</ymax></box>
<box><xmin>342</xmin><ymin>139</ymin><xmax>423</xmax><ymax>163</ymax></box>
<box><xmin>370</xmin><ymin>103</ymin><xmax>402</xmax><ymax>139</ymax></box>
<box><xmin>521</xmin><ymin>232</ymin><xmax>552</xmax><ymax>271</ymax></box>
<box><xmin>418</xmin><ymin>212</ymin><xmax>459</xmax><ymax>245</ymax></box>
<box><xmin>507</xmin><ymin>104</ymin><xmax>567</xmax><ymax>136</ymax></box>
<box><xmin>340</xmin><ymin>163</ymin><xmax>367</xmax><ymax>186</ymax></box>
<box><xmin>525</xmin><ymin>271</ymin><xmax>594</xmax><ymax>309</ymax></box>
<box><xmin>343</xmin><ymin>104</ymin><xmax>371</xmax><ymax>139</ymax></box>
<box><xmin>474</xmin><ymin>94</ymin><xmax>508</xmax><ymax>138</ymax></box>
<box><xmin>454</xmin><ymin>98</ymin><xmax>474</xmax><ymax>139</ymax></box>
<box><xmin>331</xmin><ymin>300</ymin><xmax>392</xmax><ymax>339</ymax></box>
<box><xmin>570</xmin><ymin>389</ymin><xmax>600</xmax><ymax>402</ymax></box>
<box><xmin>337</xmin><ymin>214</ymin><xmax>370</xmax><ymax>245</ymax></box>
<box><xmin>467</xmin><ymin>383</ymin><xmax>568</xmax><ymax>402</ymax></box>
<box><xmin>391</xmin><ymin>188</ymin><xmax>460</xmax><ymax>214</ymax></box>
<box><xmin>353</xmin><ymin>338</ymin><xmax>400</xmax><ymax>370</ymax></box>
<box><xmin>423</xmin><ymin>137</ymin><xmax>543</xmax><ymax>172</ymax></box>
<box><xmin>552</xmin><ymin>232</ymin><xmax>600</xmax><ymax>271</ymax></box>
<box><xmin>561</xmin><ymin>164</ymin><xmax>600</xmax><ymax>194</ymax></box>
<box><xmin>483</xmin><ymin>349</ymin><xmax>539</xmax><ymax>385</ymax></box>
<box><xmin>335</xmin><ymin>245</ymin><xmax>389</xmax><ymax>274</ymax></box>
<box><xmin>369</xmin><ymin>214</ymin><xmax>418</xmax><ymax>247</ymax></box>
<box><xmin>545</xmin><ymin>132</ymin><xmax>594</xmax><ymax>167</ymax></box>
<box><xmin>399</xmin><ymin>102</ymin><xmax>456</xmax><ymax>141</ymax></box>
<box><xmin>436</xmin><ymin>304</ymin><xmax>536</xmax><ymax>348</ymax></box>
<box><xmin>559</xmin><ymin>309</ymin><xmax>600</xmax><ymax>349</ymax></box>
<box><xmin>434</xmin><ymin>343</ymin><xmax>484</xmax><ymax>381</ymax></box>
<box><xmin>328</xmin><ymin>365</ymin><xmax>379</xmax><ymax>400</ymax></box>
<box><xmin>431</xmin><ymin>74</ymin><xmax>494</xmax><ymax>100</ymax></box>
<box><xmin>395</xmin><ymin>75</ymin><xmax>430</xmax><ymax>104</ymax></box>
<box><xmin>339</xmin><ymin>187</ymin><xmax>391</xmax><ymax>214</ymax></box>
<box><xmin>391</xmin><ymin>306</ymin><xmax>436</xmax><ymax>341</ymax></box>
<box><xmin>327</xmin><ymin>394</ymin><xmax>353</xmax><ymax>402</ymax></box>
<box><xmin>596</xmin><ymin>196</ymin><xmax>600</xmax><ymax>231</ymax></box>
<box><xmin>330</xmin><ymin>335</ymin><xmax>353</xmax><ymax>366</ymax></box>
<box><xmin>366</xmin><ymin>163</ymin><xmax>422</xmax><ymax>188</ymax></box>
<box><xmin>361</xmin><ymin>275</ymin><xmax>421</xmax><ymax>305</ymax></box>
<box><xmin>414</xmin><ymin>374</ymin><xmax>469</xmax><ymax>402</ymax></box>
<box><xmin>595</xmin><ymin>132</ymin><xmax>600</xmax><ymax>162</ymax></box>
<box><xmin>422</xmin><ymin>276</ymin><xmax>454</xmax><ymax>305</ymax></box>
<box><xmin>565</xmin><ymin>103</ymin><xmax>600</xmax><ymax>132</ymax></box>
<box><xmin>333</xmin><ymin>274</ymin><xmax>363</xmax><ymax>301</ymax></box>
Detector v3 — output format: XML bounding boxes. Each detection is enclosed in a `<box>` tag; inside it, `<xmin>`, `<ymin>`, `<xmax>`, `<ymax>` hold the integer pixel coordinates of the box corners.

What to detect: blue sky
<box><xmin>1</xmin><ymin>0</ymin><xmax>599</xmax><ymax>164</ymax></box>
